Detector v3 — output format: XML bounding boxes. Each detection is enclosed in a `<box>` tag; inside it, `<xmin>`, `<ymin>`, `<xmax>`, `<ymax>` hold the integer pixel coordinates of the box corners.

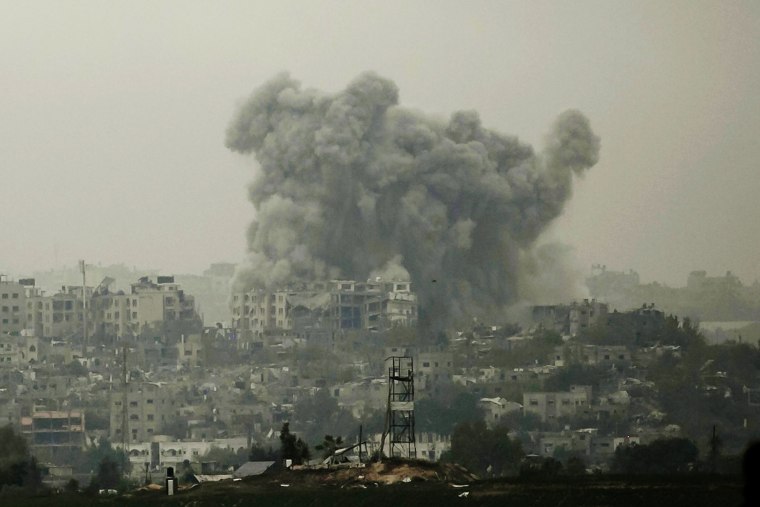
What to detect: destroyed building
<box><xmin>230</xmin><ymin>279</ymin><xmax>417</xmax><ymax>339</ymax></box>
<box><xmin>531</xmin><ymin>299</ymin><xmax>609</xmax><ymax>336</ymax></box>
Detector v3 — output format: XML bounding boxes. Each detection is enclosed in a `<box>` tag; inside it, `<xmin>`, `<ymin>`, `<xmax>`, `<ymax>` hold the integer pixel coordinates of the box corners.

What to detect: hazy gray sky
<box><xmin>1</xmin><ymin>0</ymin><xmax>758</xmax><ymax>286</ymax></box>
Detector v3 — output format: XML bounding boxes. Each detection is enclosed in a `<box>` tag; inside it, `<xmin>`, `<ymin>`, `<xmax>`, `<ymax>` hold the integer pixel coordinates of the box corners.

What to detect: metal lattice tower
<box><xmin>385</xmin><ymin>356</ymin><xmax>416</xmax><ymax>459</ymax></box>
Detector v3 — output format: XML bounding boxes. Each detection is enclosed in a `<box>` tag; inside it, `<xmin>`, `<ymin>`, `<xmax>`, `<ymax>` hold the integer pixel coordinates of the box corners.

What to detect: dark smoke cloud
<box><xmin>226</xmin><ymin>72</ymin><xmax>600</xmax><ymax>328</ymax></box>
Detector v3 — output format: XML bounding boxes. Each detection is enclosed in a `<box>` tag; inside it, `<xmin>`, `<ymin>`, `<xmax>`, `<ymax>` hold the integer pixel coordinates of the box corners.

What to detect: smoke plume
<box><xmin>226</xmin><ymin>72</ymin><xmax>600</xmax><ymax>328</ymax></box>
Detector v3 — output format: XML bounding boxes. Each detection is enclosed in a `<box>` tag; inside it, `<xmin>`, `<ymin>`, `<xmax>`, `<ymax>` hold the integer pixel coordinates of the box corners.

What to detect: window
<box><xmin>422</xmin><ymin>362</ymin><xmax>430</xmax><ymax>367</ymax></box>
<box><xmin>12</xmin><ymin>293</ymin><xmax>18</xmax><ymax>299</ymax></box>
<box><xmin>147</xmin><ymin>399</ymin><xmax>154</xmax><ymax>404</ymax></box>
<box><xmin>147</xmin><ymin>414</ymin><xmax>154</xmax><ymax>421</ymax></box>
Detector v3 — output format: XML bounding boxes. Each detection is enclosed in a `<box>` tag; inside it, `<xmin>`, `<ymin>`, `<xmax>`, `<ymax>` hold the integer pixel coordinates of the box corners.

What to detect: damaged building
<box><xmin>230</xmin><ymin>279</ymin><xmax>417</xmax><ymax>340</ymax></box>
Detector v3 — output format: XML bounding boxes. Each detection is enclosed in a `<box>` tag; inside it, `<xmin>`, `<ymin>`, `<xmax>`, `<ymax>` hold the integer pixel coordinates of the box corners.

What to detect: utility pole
<box><xmin>709</xmin><ymin>425</ymin><xmax>721</xmax><ymax>474</ymax></box>
<box><xmin>79</xmin><ymin>260</ymin><xmax>88</xmax><ymax>358</ymax></box>
<box><xmin>358</xmin><ymin>424</ymin><xmax>363</xmax><ymax>463</ymax></box>
<box><xmin>121</xmin><ymin>343</ymin><xmax>129</xmax><ymax>476</ymax></box>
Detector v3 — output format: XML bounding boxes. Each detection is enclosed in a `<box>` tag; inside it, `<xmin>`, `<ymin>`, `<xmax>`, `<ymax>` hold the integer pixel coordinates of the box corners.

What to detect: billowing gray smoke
<box><xmin>226</xmin><ymin>72</ymin><xmax>600</xmax><ymax>329</ymax></box>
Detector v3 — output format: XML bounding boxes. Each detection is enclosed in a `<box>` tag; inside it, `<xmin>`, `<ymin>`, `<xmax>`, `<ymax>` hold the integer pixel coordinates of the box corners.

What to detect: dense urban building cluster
<box><xmin>1</xmin><ymin>265</ymin><xmax>760</xmax><ymax>487</ymax></box>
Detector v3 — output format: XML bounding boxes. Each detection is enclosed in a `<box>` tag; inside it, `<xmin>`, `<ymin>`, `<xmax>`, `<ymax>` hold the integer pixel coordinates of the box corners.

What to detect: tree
<box><xmin>279</xmin><ymin>423</ymin><xmax>298</xmax><ymax>463</ymax></box>
<box><xmin>444</xmin><ymin>421</ymin><xmax>523</xmax><ymax>477</ymax></box>
<box><xmin>543</xmin><ymin>364</ymin><xmax>610</xmax><ymax>393</ymax></box>
<box><xmin>315</xmin><ymin>435</ymin><xmax>344</xmax><ymax>460</ymax></box>
<box><xmin>293</xmin><ymin>389</ymin><xmax>357</xmax><ymax>445</ymax></box>
<box><xmin>80</xmin><ymin>437</ymin><xmax>129</xmax><ymax>475</ymax></box>
<box><xmin>296</xmin><ymin>438</ymin><xmax>311</xmax><ymax>464</ymax></box>
<box><xmin>24</xmin><ymin>457</ymin><xmax>42</xmax><ymax>492</ymax></box>
<box><xmin>91</xmin><ymin>457</ymin><xmax>121</xmax><ymax>490</ymax></box>
<box><xmin>203</xmin><ymin>446</ymin><xmax>249</xmax><ymax>470</ymax></box>
<box><xmin>0</xmin><ymin>424</ymin><xmax>38</xmax><ymax>489</ymax></box>
<box><xmin>179</xmin><ymin>459</ymin><xmax>195</xmax><ymax>483</ymax></box>
<box><xmin>612</xmin><ymin>438</ymin><xmax>698</xmax><ymax>474</ymax></box>
<box><xmin>416</xmin><ymin>390</ymin><xmax>483</xmax><ymax>434</ymax></box>
<box><xmin>279</xmin><ymin>423</ymin><xmax>310</xmax><ymax>465</ymax></box>
<box><xmin>565</xmin><ymin>456</ymin><xmax>586</xmax><ymax>476</ymax></box>
<box><xmin>64</xmin><ymin>478</ymin><xmax>79</xmax><ymax>493</ymax></box>
<box><xmin>249</xmin><ymin>444</ymin><xmax>278</xmax><ymax>462</ymax></box>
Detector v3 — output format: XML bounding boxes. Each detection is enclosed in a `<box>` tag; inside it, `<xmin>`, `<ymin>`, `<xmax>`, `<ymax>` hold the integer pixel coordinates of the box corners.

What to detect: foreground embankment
<box><xmin>6</xmin><ymin>474</ymin><xmax>744</xmax><ymax>507</ymax></box>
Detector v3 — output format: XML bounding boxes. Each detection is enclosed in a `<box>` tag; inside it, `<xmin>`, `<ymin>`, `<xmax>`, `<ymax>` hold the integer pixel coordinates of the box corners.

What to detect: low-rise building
<box><xmin>552</xmin><ymin>344</ymin><xmax>631</xmax><ymax>368</ymax></box>
<box><xmin>479</xmin><ymin>397</ymin><xmax>522</xmax><ymax>428</ymax></box>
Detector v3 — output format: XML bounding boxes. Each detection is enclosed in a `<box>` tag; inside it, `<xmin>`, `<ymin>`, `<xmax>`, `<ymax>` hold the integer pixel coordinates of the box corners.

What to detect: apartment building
<box><xmin>89</xmin><ymin>276</ymin><xmax>200</xmax><ymax>341</ymax></box>
<box><xmin>231</xmin><ymin>278</ymin><xmax>418</xmax><ymax>336</ymax></box>
<box><xmin>0</xmin><ymin>277</ymin><xmax>26</xmax><ymax>335</ymax></box>
<box><xmin>523</xmin><ymin>385</ymin><xmax>593</xmax><ymax>422</ymax></box>
<box><xmin>20</xmin><ymin>409</ymin><xmax>86</xmax><ymax>462</ymax></box>
<box><xmin>25</xmin><ymin>285</ymin><xmax>91</xmax><ymax>339</ymax></box>
<box><xmin>552</xmin><ymin>344</ymin><xmax>631</xmax><ymax>368</ymax></box>
<box><xmin>532</xmin><ymin>299</ymin><xmax>608</xmax><ymax>336</ymax></box>
<box><xmin>110</xmin><ymin>382</ymin><xmax>176</xmax><ymax>443</ymax></box>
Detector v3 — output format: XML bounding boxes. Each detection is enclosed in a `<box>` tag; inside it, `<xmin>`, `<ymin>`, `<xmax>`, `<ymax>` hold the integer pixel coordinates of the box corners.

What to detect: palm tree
<box><xmin>315</xmin><ymin>435</ymin><xmax>344</xmax><ymax>461</ymax></box>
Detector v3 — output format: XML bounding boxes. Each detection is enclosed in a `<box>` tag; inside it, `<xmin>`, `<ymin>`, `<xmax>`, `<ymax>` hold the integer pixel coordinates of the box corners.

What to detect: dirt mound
<box><xmin>284</xmin><ymin>459</ymin><xmax>477</xmax><ymax>487</ymax></box>
<box><xmin>359</xmin><ymin>460</ymin><xmax>476</xmax><ymax>485</ymax></box>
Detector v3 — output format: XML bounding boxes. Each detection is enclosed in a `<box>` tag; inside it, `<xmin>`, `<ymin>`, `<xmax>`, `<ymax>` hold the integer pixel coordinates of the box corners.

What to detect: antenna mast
<box><xmin>121</xmin><ymin>343</ymin><xmax>129</xmax><ymax>473</ymax></box>
<box><xmin>79</xmin><ymin>260</ymin><xmax>87</xmax><ymax>358</ymax></box>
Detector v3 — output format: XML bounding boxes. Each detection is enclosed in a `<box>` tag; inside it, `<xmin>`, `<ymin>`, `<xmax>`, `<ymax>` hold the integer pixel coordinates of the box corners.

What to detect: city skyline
<box><xmin>1</xmin><ymin>1</ymin><xmax>759</xmax><ymax>287</ymax></box>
